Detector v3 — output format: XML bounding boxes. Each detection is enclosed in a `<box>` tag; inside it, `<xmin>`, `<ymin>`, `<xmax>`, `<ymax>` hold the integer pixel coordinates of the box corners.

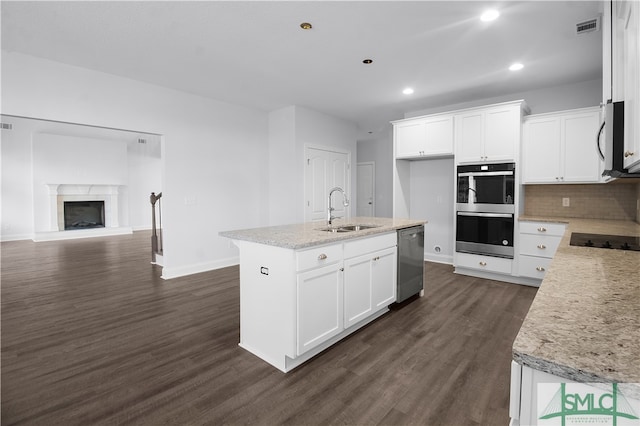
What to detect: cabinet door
<box><xmin>423</xmin><ymin>115</ymin><xmax>454</xmax><ymax>155</ymax></box>
<box><xmin>484</xmin><ymin>106</ymin><xmax>518</xmax><ymax>162</ymax></box>
<box><xmin>395</xmin><ymin>120</ymin><xmax>427</xmax><ymax>158</ymax></box>
<box><xmin>296</xmin><ymin>263</ymin><xmax>343</xmax><ymax>356</ymax></box>
<box><xmin>343</xmin><ymin>254</ymin><xmax>373</xmax><ymax>328</ymax></box>
<box><xmin>562</xmin><ymin>112</ymin><xmax>601</xmax><ymax>182</ymax></box>
<box><xmin>371</xmin><ymin>247</ymin><xmax>397</xmax><ymax>309</ymax></box>
<box><xmin>623</xmin><ymin>2</ymin><xmax>640</xmax><ymax>171</ymax></box>
<box><xmin>455</xmin><ymin>111</ymin><xmax>484</xmax><ymax>163</ymax></box>
<box><xmin>522</xmin><ymin>117</ymin><xmax>562</xmax><ymax>183</ymax></box>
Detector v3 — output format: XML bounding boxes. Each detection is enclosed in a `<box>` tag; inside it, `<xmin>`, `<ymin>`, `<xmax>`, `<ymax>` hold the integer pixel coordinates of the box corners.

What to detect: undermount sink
<box><xmin>318</xmin><ymin>224</ymin><xmax>379</xmax><ymax>233</ymax></box>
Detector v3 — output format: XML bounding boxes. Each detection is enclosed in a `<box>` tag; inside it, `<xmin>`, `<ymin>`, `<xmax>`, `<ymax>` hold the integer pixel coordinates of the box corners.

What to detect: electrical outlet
<box><xmin>562</xmin><ymin>197</ymin><xmax>570</xmax><ymax>207</ymax></box>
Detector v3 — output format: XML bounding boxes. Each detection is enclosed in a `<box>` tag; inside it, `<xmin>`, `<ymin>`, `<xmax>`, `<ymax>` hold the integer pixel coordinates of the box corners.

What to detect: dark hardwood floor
<box><xmin>1</xmin><ymin>231</ymin><xmax>537</xmax><ymax>425</ymax></box>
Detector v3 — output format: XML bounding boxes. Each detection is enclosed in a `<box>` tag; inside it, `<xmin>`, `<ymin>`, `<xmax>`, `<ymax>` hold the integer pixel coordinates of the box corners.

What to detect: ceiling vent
<box><xmin>0</xmin><ymin>123</ymin><xmax>13</xmax><ymax>130</ymax></box>
<box><xmin>576</xmin><ymin>16</ymin><xmax>600</xmax><ymax>35</ymax></box>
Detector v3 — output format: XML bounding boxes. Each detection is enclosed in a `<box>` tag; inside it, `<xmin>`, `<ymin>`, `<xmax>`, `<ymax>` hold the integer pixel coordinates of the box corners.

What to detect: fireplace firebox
<box><xmin>63</xmin><ymin>201</ymin><xmax>105</xmax><ymax>230</ymax></box>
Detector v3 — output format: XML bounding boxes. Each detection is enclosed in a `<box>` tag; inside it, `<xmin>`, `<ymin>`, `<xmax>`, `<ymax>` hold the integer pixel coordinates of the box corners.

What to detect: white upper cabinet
<box><xmin>393</xmin><ymin>114</ymin><xmax>454</xmax><ymax>159</ymax></box>
<box><xmin>522</xmin><ymin>107</ymin><xmax>602</xmax><ymax>184</ymax></box>
<box><xmin>455</xmin><ymin>102</ymin><xmax>523</xmax><ymax>164</ymax></box>
<box><xmin>621</xmin><ymin>1</ymin><xmax>640</xmax><ymax>171</ymax></box>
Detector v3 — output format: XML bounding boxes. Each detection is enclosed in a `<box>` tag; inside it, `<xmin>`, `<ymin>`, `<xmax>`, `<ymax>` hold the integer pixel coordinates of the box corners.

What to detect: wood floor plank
<box><xmin>1</xmin><ymin>232</ymin><xmax>537</xmax><ymax>425</ymax></box>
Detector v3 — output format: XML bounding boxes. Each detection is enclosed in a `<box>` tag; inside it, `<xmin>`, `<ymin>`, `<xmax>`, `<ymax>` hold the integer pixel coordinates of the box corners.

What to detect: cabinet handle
<box><xmin>537</xmin><ymin>244</ymin><xmax>547</xmax><ymax>249</ymax></box>
<box><xmin>536</xmin><ymin>266</ymin><xmax>546</xmax><ymax>272</ymax></box>
<box><xmin>340</xmin><ymin>267</ymin><xmax>344</xmax><ymax>272</ymax></box>
<box><xmin>479</xmin><ymin>261</ymin><xmax>487</xmax><ymax>266</ymax></box>
<box><xmin>318</xmin><ymin>253</ymin><xmax>327</xmax><ymax>260</ymax></box>
<box><xmin>624</xmin><ymin>151</ymin><xmax>635</xmax><ymax>158</ymax></box>
<box><xmin>537</xmin><ymin>227</ymin><xmax>547</xmax><ymax>232</ymax></box>
<box><xmin>373</xmin><ymin>256</ymin><xmax>380</xmax><ymax>261</ymax></box>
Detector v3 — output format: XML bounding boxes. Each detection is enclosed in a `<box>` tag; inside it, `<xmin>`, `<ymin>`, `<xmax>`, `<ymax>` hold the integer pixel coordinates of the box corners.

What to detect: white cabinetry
<box><xmin>455</xmin><ymin>102</ymin><xmax>524</xmax><ymax>163</ymax></box>
<box><xmin>344</xmin><ymin>237</ymin><xmax>397</xmax><ymax>328</ymax></box>
<box><xmin>522</xmin><ymin>107</ymin><xmax>602</xmax><ymax>184</ymax></box>
<box><xmin>236</xmin><ymin>232</ymin><xmax>398</xmax><ymax>372</ymax></box>
<box><xmin>297</xmin><ymin>262</ymin><xmax>343</xmax><ymax>356</ymax></box>
<box><xmin>517</xmin><ymin>221</ymin><xmax>565</xmax><ymax>283</ymax></box>
<box><xmin>621</xmin><ymin>1</ymin><xmax>640</xmax><ymax>171</ymax></box>
<box><xmin>455</xmin><ymin>252</ymin><xmax>512</xmax><ymax>275</ymax></box>
<box><xmin>393</xmin><ymin>114</ymin><xmax>454</xmax><ymax>159</ymax></box>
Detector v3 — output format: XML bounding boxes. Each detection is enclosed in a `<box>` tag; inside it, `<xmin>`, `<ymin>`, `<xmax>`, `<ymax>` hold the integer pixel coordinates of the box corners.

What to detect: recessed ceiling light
<box><xmin>402</xmin><ymin>88</ymin><xmax>414</xmax><ymax>95</ymax></box>
<box><xmin>362</xmin><ymin>59</ymin><xmax>373</xmax><ymax>64</ymax></box>
<box><xmin>300</xmin><ymin>22</ymin><xmax>312</xmax><ymax>30</ymax></box>
<box><xmin>480</xmin><ymin>9</ymin><xmax>500</xmax><ymax>22</ymax></box>
<box><xmin>509</xmin><ymin>63</ymin><xmax>524</xmax><ymax>71</ymax></box>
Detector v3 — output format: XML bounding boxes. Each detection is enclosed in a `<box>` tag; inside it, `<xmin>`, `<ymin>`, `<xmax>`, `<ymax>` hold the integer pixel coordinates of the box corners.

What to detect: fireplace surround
<box><xmin>34</xmin><ymin>184</ymin><xmax>132</xmax><ymax>241</ymax></box>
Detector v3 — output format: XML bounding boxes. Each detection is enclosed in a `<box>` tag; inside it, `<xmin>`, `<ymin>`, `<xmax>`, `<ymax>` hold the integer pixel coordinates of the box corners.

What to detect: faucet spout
<box><xmin>327</xmin><ymin>187</ymin><xmax>349</xmax><ymax>225</ymax></box>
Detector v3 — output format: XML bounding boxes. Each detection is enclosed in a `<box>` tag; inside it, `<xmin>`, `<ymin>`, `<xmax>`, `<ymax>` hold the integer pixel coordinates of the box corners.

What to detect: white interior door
<box><xmin>356</xmin><ymin>162</ymin><xmax>374</xmax><ymax>217</ymax></box>
<box><xmin>305</xmin><ymin>147</ymin><xmax>350</xmax><ymax>223</ymax></box>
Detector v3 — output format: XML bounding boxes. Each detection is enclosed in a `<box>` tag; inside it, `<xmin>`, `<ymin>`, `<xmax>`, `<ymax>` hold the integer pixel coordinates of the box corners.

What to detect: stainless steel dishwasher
<box><xmin>397</xmin><ymin>225</ymin><xmax>425</xmax><ymax>302</ymax></box>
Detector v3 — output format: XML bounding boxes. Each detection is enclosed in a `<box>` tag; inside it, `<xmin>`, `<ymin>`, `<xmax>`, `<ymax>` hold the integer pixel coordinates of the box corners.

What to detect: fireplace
<box><xmin>33</xmin><ymin>184</ymin><xmax>132</xmax><ymax>241</ymax></box>
<box><xmin>63</xmin><ymin>201</ymin><xmax>105</xmax><ymax>230</ymax></box>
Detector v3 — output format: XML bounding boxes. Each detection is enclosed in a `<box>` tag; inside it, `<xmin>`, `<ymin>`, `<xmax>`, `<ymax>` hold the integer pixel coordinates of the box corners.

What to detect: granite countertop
<box><xmin>514</xmin><ymin>216</ymin><xmax>640</xmax><ymax>397</ymax></box>
<box><xmin>219</xmin><ymin>217</ymin><xmax>426</xmax><ymax>249</ymax></box>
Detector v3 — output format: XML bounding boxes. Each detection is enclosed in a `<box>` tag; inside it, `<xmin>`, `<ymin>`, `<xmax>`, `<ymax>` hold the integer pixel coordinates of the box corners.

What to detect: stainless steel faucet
<box><xmin>327</xmin><ymin>187</ymin><xmax>349</xmax><ymax>225</ymax></box>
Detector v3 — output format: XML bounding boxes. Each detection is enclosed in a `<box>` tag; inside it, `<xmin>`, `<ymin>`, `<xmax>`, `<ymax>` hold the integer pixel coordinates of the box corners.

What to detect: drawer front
<box><xmin>456</xmin><ymin>252</ymin><xmax>512</xmax><ymax>274</ymax></box>
<box><xmin>344</xmin><ymin>232</ymin><xmax>397</xmax><ymax>259</ymax></box>
<box><xmin>518</xmin><ymin>255</ymin><xmax>553</xmax><ymax>279</ymax></box>
<box><xmin>296</xmin><ymin>243</ymin><xmax>343</xmax><ymax>272</ymax></box>
<box><xmin>519</xmin><ymin>234</ymin><xmax>562</xmax><ymax>258</ymax></box>
<box><xmin>519</xmin><ymin>221</ymin><xmax>566</xmax><ymax>236</ymax></box>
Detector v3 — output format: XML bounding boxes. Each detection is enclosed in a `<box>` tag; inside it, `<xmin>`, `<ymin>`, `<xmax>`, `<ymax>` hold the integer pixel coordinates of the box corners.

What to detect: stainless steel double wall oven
<box><xmin>456</xmin><ymin>162</ymin><xmax>515</xmax><ymax>258</ymax></box>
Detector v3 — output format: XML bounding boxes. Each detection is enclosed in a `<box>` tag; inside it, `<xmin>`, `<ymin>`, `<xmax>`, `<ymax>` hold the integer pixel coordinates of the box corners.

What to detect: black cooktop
<box><xmin>569</xmin><ymin>232</ymin><xmax>640</xmax><ymax>251</ymax></box>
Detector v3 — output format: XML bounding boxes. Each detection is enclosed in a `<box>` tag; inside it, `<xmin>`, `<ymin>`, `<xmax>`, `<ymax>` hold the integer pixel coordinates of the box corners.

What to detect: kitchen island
<box><xmin>511</xmin><ymin>217</ymin><xmax>640</xmax><ymax>424</ymax></box>
<box><xmin>220</xmin><ymin>217</ymin><xmax>426</xmax><ymax>372</ymax></box>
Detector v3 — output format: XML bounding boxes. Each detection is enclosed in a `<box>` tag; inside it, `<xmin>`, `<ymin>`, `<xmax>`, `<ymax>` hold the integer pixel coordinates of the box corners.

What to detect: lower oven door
<box><xmin>456</xmin><ymin>212</ymin><xmax>514</xmax><ymax>258</ymax></box>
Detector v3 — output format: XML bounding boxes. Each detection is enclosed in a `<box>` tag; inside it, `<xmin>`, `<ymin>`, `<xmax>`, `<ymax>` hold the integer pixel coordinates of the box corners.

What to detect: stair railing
<box><xmin>150</xmin><ymin>192</ymin><xmax>163</xmax><ymax>263</ymax></box>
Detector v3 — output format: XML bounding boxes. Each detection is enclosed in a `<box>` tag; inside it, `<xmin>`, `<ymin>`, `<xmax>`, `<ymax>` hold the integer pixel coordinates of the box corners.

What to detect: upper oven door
<box><xmin>457</xmin><ymin>163</ymin><xmax>515</xmax><ymax>212</ymax></box>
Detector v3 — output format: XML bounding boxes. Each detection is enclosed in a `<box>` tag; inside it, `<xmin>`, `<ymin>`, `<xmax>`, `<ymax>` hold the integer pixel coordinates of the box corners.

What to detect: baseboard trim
<box><xmin>1</xmin><ymin>233</ymin><xmax>34</xmax><ymax>242</ymax></box>
<box><xmin>161</xmin><ymin>256</ymin><xmax>239</xmax><ymax>280</ymax></box>
<box><xmin>33</xmin><ymin>227</ymin><xmax>133</xmax><ymax>242</ymax></box>
<box><xmin>424</xmin><ymin>254</ymin><xmax>453</xmax><ymax>265</ymax></box>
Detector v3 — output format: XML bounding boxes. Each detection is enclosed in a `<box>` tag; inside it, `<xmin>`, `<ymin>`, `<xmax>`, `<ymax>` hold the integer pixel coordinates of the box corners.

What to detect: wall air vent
<box><xmin>137</xmin><ymin>138</ymin><xmax>147</xmax><ymax>144</ymax></box>
<box><xmin>576</xmin><ymin>16</ymin><xmax>600</xmax><ymax>35</ymax></box>
<box><xmin>0</xmin><ymin>123</ymin><xmax>13</xmax><ymax>130</ymax></box>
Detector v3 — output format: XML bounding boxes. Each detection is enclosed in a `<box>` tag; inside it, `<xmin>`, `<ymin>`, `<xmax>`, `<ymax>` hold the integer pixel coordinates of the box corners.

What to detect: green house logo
<box><xmin>538</xmin><ymin>383</ymin><xmax>639</xmax><ymax>425</ymax></box>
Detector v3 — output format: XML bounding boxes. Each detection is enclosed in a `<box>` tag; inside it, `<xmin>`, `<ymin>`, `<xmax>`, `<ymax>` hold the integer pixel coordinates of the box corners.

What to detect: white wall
<box><xmin>1</xmin><ymin>119</ymin><xmax>35</xmax><ymax>240</ymax></box>
<box><xmin>2</xmin><ymin>51</ymin><xmax>269</xmax><ymax>278</ymax></box>
<box><xmin>409</xmin><ymin>158</ymin><xmax>455</xmax><ymax>264</ymax></box>
<box><xmin>127</xmin><ymin>141</ymin><xmax>162</xmax><ymax>230</ymax></box>
<box><xmin>356</xmin><ymin>126</ymin><xmax>394</xmax><ymax>218</ymax></box>
<box><xmin>268</xmin><ymin>105</ymin><xmax>358</xmax><ymax>225</ymax></box>
<box><xmin>406</xmin><ymin>78</ymin><xmax>603</xmax><ymax>118</ymax></box>
<box><xmin>268</xmin><ymin>106</ymin><xmax>298</xmax><ymax>225</ymax></box>
<box><xmin>31</xmin><ymin>133</ymin><xmax>128</xmax><ymax>232</ymax></box>
<box><xmin>0</xmin><ymin>115</ymin><xmax>162</xmax><ymax>239</ymax></box>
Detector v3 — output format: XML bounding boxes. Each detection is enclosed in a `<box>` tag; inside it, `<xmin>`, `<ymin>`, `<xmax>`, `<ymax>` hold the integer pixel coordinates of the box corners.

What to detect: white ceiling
<box><xmin>1</xmin><ymin>1</ymin><xmax>603</xmax><ymax>140</ymax></box>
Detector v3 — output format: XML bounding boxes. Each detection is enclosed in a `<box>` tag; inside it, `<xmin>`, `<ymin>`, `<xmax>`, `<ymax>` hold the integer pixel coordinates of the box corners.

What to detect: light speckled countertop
<box><xmin>514</xmin><ymin>216</ymin><xmax>640</xmax><ymax>397</ymax></box>
<box><xmin>219</xmin><ymin>217</ymin><xmax>426</xmax><ymax>249</ymax></box>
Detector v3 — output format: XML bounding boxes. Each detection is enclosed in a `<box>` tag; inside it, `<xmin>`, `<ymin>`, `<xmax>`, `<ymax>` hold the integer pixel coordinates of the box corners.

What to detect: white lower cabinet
<box><xmin>517</xmin><ymin>221</ymin><xmax>566</xmax><ymax>282</ymax></box>
<box><xmin>344</xmin><ymin>246</ymin><xmax>397</xmax><ymax>328</ymax></box>
<box><xmin>456</xmin><ymin>252</ymin><xmax>513</xmax><ymax>275</ymax></box>
<box><xmin>297</xmin><ymin>263</ymin><xmax>343</xmax><ymax>356</ymax></box>
<box><xmin>236</xmin><ymin>232</ymin><xmax>398</xmax><ymax>372</ymax></box>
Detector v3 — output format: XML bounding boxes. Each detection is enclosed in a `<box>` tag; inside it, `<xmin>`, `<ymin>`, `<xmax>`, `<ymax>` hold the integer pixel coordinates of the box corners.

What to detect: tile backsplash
<box><xmin>524</xmin><ymin>182</ymin><xmax>640</xmax><ymax>222</ymax></box>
